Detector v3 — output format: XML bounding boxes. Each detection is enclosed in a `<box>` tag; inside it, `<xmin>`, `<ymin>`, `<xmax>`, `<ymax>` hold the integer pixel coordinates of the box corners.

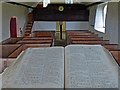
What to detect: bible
<box><xmin>1</xmin><ymin>45</ymin><xmax>119</xmax><ymax>89</ymax></box>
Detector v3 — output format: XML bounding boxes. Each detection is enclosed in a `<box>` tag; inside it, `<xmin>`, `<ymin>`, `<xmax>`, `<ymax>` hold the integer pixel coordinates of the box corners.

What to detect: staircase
<box><xmin>67</xmin><ymin>30</ymin><xmax>120</xmax><ymax>65</ymax></box>
<box><xmin>24</xmin><ymin>13</ymin><xmax>34</xmax><ymax>37</ymax></box>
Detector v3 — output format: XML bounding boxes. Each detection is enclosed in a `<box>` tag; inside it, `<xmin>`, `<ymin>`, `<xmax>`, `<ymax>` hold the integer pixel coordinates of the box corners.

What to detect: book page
<box><xmin>65</xmin><ymin>45</ymin><xmax>118</xmax><ymax>88</ymax></box>
<box><xmin>2</xmin><ymin>47</ymin><xmax>64</xmax><ymax>88</ymax></box>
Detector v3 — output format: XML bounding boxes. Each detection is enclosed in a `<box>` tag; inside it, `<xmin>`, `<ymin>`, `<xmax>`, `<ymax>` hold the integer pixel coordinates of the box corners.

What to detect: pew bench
<box><xmin>69</xmin><ymin>35</ymin><xmax>98</xmax><ymax>38</ymax></box>
<box><xmin>22</xmin><ymin>37</ymin><xmax>53</xmax><ymax>41</ymax></box>
<box><xmin>17</xmin><ymin>40</ymin><xmax>53</xmax><ymax>44</ymax></box>
<box><xmin>0</xmin><ymin>44</ymin><xmax>22</xmax><ymax>73</ymax></box>
<box><xmin>110</xmin><ymin>50</ymin><xmax>120</xmax><ymax>65</ymax></box>
<box><xmin>70</xmin><ymin>37</ymin><xmax>103</xmax><ymax>41</ymax></box>
<box><xmin>32</xmin><ymin>31</ymin><xmax>54</xmax><ymax>37</ymax></box>
<box><xmin>71</xmin><ymin>40</ymin><xmax>109</xmax><ymax>45</ymax></box>
<box><xmin>103</xmin><ymin>44</ymin><xmax>119</xmax><ymax>51</ymax></box>
<box><xmin>1</xmin><ymin>37</ymin><xmax>23</xmax><ymax>44</ymax></box>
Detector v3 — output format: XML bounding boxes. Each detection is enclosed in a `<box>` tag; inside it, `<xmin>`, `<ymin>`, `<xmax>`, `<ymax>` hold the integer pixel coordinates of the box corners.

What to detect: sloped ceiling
<box><xmin>2</xmin><ymin>0</ymin><xmax>118</xmax><ymax>7</ymax></box>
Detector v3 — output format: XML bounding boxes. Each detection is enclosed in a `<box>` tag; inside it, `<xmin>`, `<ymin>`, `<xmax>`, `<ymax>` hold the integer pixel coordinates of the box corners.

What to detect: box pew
<box><xmin>67</xmin><ymin>30</ymin><xmax>90</xmax><ymax>33</ymax></box>
<box><xmin>22</xmin><ymin>37</ymin><xmax>53</xmax><ymax>41</ymax></box>
<box><xmin>22</xmin><ymin>44</ymin><xmax>51</xmax><ymax>50</ymax></box>
<box><xmin>32</xmin><ymin>31</ymin><xmax>54</xmax><ymax>37</ymax></box>
<box><xmin>8</xmin><ymin>45</ymin><xmax>23</xmax><ymax>58</ymax></box>
<box><xmin>69</xmin><ymin>35</ymin><xmax>98</xmax><ymax>38</ymax></box>
<box><xmin>67</xmin><ymin>32</ymin><xmax>94</xmax><ymax>35</ymax></box>
<box><xmin>0</xmin><ymin>44</ymin><xmax>22</xmax><ymax>72</ymax></box>
<box><xmin>110</xmin><ymin>50</ymin><xmax>120</xmax><ymax>65</ymax></box>
<box><xmin>103</xmin><ymin>44</ymin><xmax>119</xmax><ymax>51</ymax></box>
<box><xmin>0</xmin><ymin>44</ymin><xmax>21</xmax><ymax>58</ymax></box>
<box><xmin>1</xmin><ymin>37</ymin><xmax>23</xmax><ymax>44</ymax></box>
<box><xmin>17</xmin><ymin>40</ymin><xmax>53</xmax><ymax>44</ymax></box>
<box><xmin>70</xmin><ymin>37</ymin><xmax>103</xmax><ymax>41</ymax></box>
<box><xmin>71</xmin><ymin>40</ymin><xmax>109</xmax><ymax>45</ymax></box>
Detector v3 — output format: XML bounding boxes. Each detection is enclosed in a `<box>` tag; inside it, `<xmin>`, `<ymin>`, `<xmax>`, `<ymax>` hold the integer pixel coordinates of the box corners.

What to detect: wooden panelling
<box><xmin>32</xmin><ymin>31</ymin><xmax>54</xmax><ymax>37</ymax></box>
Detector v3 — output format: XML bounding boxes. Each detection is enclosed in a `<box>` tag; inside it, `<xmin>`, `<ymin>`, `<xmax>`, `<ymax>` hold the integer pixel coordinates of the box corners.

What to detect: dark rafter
<box><xmin>86</xmin><ymin>2</ymin><xmax>104</xmax><ymax>8</ymax></box>
<box><xmin>7</xmin><ymin>2</ymin><xmax>35</xmax><ymax>9</ymax></box>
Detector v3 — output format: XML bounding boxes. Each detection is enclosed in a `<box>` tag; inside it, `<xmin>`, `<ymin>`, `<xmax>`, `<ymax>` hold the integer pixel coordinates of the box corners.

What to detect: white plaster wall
<box><xmin>89</xmin><ymin>5</ymin><xmax>97</xmax><ymax>26</ymax></box>
<box><xmin>0</xmin><ymin>3</ymin><xmax>2</xmax><ymax>42</ymax></box>
<box><xmin>32</xmin><ymin>21</ymin><xmax>56</xmax><ymax>31</ymax></box>
<box><xmin>105</xmin><ymin>2</ymin><xmax>119</xmax><ymax>44</ymax></box>
<box><xmin>66</xmin><ymin>22</ymin><xmax>89</xmax><ymax>30</ymax></box>
<box><xmin>32</xmin><ymin>21</ymin><xmax>89</xmax><ymax>31</ymax></box>
<box><xmin>2</xmin><ymin>3</ymin><xmax>28</xmax><ymax>42</ymax></box>
<box><xmin>118</xmin><ymin>2</ymin><xmax>120</xmax><ymax>48</ymax></box>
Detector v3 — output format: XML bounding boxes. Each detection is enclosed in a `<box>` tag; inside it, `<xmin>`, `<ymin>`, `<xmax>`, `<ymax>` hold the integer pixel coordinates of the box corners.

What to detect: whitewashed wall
<box><xmin>2</xmin><ymin>3</ymin><xmax>28</xmax><ymax>42</ymax></box>
<box><xmin>32</xmin><ymin>21</ymin><xmax>89</xmax><ymax>31</ymax></box>
<box><xmin>66</xmin><ymin>22</ymin><xmax>89</xmax><ymax>30</ymax></box>
<box><xmin>0</xmin><ymin>3</ymin><xmax>2</xmax><ymax>42</ymax></box>
<box><xmin>32</xmin><ymin>21</ymin><xmax>56</xmax><ymax>31</ymax></box>
<box><xmin>118</xmin><ymin>2</ymin><xmax>120</xmax><ymax>48</ymax></box>
<box><xmin>105</xmin><ymin>2</ymin><xmax>119</xmax><ymax>44</ymax></box>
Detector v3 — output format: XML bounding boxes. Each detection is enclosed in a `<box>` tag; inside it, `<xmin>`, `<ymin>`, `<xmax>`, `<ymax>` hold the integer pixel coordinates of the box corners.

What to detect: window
<box><xmin>43</xmin><ymin>0</ymin><xmax>50</xmax><ymax>7</ymax></box>
<box><xmin>103</xmin><ymin>4</ymin><xmax>107</xmax><ymax>28</ymax></box>
<box><xmin>65</xmin><ymin>0</ymin><xmax>73</xmax><ymax>4</ymax></box>
<box><xmin>94</xmin><ymin>3</ymin><xmax>107</xmax><ymax>33</ymax></box>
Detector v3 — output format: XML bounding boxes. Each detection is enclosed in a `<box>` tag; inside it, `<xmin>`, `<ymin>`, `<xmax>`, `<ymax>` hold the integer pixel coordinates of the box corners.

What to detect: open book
<box><xmin>2</xmin><ymin>45</ymin><xmax>119</xmax><ymax>89</ymax></box>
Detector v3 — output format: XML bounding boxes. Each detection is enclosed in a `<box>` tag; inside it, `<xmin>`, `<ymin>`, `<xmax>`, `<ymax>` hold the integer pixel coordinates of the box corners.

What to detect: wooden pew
<box><xmin>103</xmin><ymin>44</ymin><xmax>119</xmax><ymax>51</ymax></box>
<box><xmin>17</xmin><ymin>40</ymin><xmax>52</xmax><ymax>44</ymax></box>
<box><xmin>71</xmin><ymin>40</ymin><xmax>109</xmax><ymax>44</ymax></box>
<box><xmin>0</xmin><ymin>44</ymin><xmax>22</xmax><ymax>72</ymax></box>
<box><xmin>32</xmin><ymin>31</ymin><xmax>54</xmax><ymax>37</ymax></box>
<box><xmin>110</xmin><ymin>50</ymin><xmax>120</xmax><ymax>65</ymax></box>
<box><xmin>22</xmin><ymin>37</ymin><xmax>53</xmax><ymax>41</ymax></box>
<box><xmin>68</xmin><ymin>33</ymin><xmax>94</xmax><ymax>36</ymax></box>
<box><xmin>69</xmin><ymin>35</ymin><xmax>98</xmax><ymax>38</ymax></box>
<box><xmin>0</xmin><ymin>44</ymin><xmax>22</xmax><ymax>58</ymax></box>
<box><xmin>22</xmin><ymin>44</ymin><xmax>51</xmax><ymax>50</ymax></box>
<box><xmin>70</xmin><ymin>37</ymin><xmax>103</xmax><ymax>41</ymax></box>
<box><xmin>8</xmin><ymin>45</ymin><xmax>23</xmax><ymax>58</ymax></box>
<box><xmin>1</xmin><ymin>37</ymin><xmax>23</xmax><ymax>44</ymax></box>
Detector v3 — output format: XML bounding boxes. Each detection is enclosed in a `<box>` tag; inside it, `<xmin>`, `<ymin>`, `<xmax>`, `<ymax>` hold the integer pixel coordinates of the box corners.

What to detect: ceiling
<box><xmin>2</xmin><ymin>0</ymin><xmax>119</xmax><ymax>7</ymax></box>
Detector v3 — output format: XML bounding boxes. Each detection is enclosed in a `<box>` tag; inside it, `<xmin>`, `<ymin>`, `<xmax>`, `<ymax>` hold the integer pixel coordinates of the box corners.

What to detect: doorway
<box><xmin>10</xmin><ymin>16</ymin><xmax>17</xmax><ymax>38</ymax></box>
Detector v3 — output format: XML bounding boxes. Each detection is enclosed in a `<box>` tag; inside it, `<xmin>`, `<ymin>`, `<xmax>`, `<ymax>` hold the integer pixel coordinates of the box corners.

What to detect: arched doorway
<box><xmin>10</xmin><ymin>16</ymin><xmax>17</xmax><ymax>38</ymax></box>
